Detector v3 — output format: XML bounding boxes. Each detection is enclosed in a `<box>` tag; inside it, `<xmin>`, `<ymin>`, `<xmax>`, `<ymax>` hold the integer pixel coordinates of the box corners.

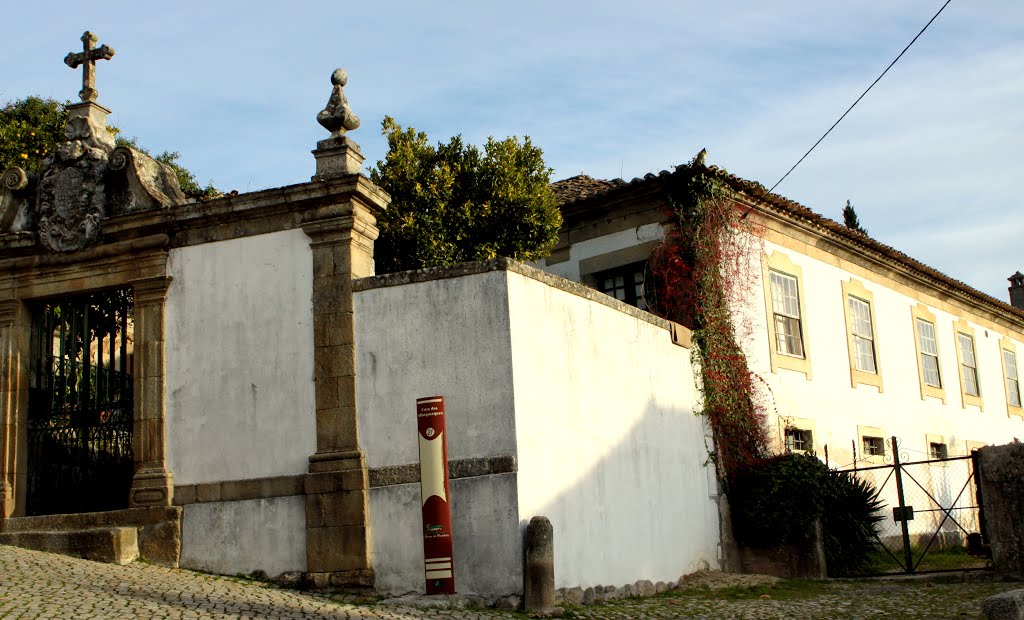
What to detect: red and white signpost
<box><xmin>416</xmin><ymin>395</ymin><xmax>455</xmax><ymax>594</ymax></box>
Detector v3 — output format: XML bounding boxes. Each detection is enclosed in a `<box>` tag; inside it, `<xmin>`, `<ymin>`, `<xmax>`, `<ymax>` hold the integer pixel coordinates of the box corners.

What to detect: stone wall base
<box><xmin>304</xmin><ymin>569</ymin><xmax>375</xmax><ymax>589</ymax></box>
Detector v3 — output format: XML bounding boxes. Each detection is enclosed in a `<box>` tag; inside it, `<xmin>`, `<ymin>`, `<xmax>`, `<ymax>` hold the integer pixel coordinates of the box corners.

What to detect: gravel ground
<box><xmin>1</xmin><ymin>544</ymin><xmax>1020</xmax><ymax>619</ymax></box>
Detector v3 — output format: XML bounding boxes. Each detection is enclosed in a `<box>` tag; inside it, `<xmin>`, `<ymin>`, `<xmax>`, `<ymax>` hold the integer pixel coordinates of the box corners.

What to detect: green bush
<box><xmin>729</xmin><ymin>453</ymin><xmax>883</xmax><ymax>577</ymax></box>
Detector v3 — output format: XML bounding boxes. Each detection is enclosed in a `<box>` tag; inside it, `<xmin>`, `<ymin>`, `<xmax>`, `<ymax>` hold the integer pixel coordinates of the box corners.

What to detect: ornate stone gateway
<box><xmin>26</xmin><ymin>288</ymin><xmax>134</xmax><ymax>516</ymax></box>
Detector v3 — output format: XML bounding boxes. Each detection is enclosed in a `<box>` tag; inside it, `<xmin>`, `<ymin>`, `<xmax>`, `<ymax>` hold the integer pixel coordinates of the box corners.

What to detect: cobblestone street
<box><xmin>1</xmin><ymin>544</ymin><xmax>1021</xmax><ymax>619</ymax></box>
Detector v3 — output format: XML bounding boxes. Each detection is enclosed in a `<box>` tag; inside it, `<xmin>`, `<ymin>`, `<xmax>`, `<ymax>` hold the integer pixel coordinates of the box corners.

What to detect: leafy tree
<box><xmin>1</xmin><ymin>96</ymin><xmax>217</xmax><ymax>199</ymax></box>
<box><xmin>842</xmin><ymin>199</ymin><xmax>868</xmax><ymax>235</ymax></box>
<box><xmin>0</xmin><ymin>96</ymin><xmax>69</xmax><ymax>174</ymax></box>
<box><xmin>368</xmin><ymin>116</ymin><xmax>562</xmax><ymax>274</ymax></box>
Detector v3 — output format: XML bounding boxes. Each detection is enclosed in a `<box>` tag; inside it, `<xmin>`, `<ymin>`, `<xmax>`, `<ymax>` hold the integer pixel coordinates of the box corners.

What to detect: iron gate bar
<box><xmin>890</xmin><ymin>437</ymin><xmax>916</xmax><ymax>574</ymax></box>
<box><xmin>839</xmin><ymin>442</ymin><xmax>988</xmax><ymax>576</ymax></box>
<box><xmin>902</xmin><ymin>465</ymin><xmax>976</xmax><ymax>537</ymax></box>
<box><xmin>902</xmin><ymin>463</ymin><xmax>978</xmax><ymax>574</ymax></box>
<box><xmin>26</xmin><ymin>288</ymin><xmax>134</xmax><ymax>516</ymax></box>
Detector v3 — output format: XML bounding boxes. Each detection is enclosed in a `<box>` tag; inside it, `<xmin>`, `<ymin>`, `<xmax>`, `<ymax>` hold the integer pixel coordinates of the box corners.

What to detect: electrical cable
<box><xmin>768</xmin><ymin>0</ymin><xmax>954</xmax><ymax>194</ymax></box>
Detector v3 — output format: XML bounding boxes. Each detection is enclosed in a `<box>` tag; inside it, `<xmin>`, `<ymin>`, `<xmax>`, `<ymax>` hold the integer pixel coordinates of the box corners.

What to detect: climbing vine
<box><xmin>648</xmin><ymin>158</ymin><xmax>769</xmax><ymax>482</ymax></box>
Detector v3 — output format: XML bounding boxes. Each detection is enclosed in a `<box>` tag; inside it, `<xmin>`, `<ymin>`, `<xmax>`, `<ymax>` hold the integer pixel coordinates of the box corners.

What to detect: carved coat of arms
<box><xmin>37</xmin><ymin>129</ymin><xmax>109</xmax><ymax>252</ymax></box>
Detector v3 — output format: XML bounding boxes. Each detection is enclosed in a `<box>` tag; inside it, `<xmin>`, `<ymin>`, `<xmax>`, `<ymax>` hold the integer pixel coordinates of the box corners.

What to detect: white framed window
<box><xmin>862</xmin><ymin>436</ymin><xmax>885</xmax><ymax>457</ymax></box>
<box><xmin>770</xmin><ymin>271</ymin><xmax>804</xmax><ymax>358</ymax></box>
<box><xmin>953</xmin><ymin>320</ymin><xmax>983</xmax><ymax>410</ymax></box>
<box><xmin>842</xmin><ymin>279</ymin><xmax>883</xmax><ymax>391</ymax></box>
<box><xmin>763</xmin><ymin>252</ymin><xmax>811</xmax><ymax>377</ymax></box>
<box><xmin>957</xmin><ymin>332</ymin><xmax>980</xmax><ymax>397</ymax></box>
<box><xmin>849</xmin><ymin>296</ymin><xmax>876</xmax><ymax>373</ymax></box>
<box><xmin>929</xmin><ymin>442</ymin><xmax>948</xmax><ymax>460</ymax></box>
<box><xmin>1004</xmin><ymin>348</ymin><xmax>1021</xmax><ymax>409</ymax></box>
<box><xmin>911</xmin><ymin>306</ymin><xmax>945</xmax><ymax>402</ymax></box>
<box><xmin>784</xmin><ymin>428</ymin><xmax>813</xmax><ymax>453</ymax></box>
<box><xmin>918</xmin><ymin>318</ymin><xmax>941</xmax><ymax>388</ymax></box>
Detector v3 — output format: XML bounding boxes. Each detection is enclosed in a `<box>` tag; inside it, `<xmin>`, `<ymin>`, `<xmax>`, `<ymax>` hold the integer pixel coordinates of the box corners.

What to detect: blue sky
<box><xmin>3</xmin><ymin>1</ymin><xmax>1022</xmax><ymax>301</ymax></box>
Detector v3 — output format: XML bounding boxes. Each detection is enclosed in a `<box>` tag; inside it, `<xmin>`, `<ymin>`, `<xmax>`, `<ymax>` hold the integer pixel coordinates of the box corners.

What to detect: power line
<box><xmin>768</xmin><ymin>0</ymin><xmax>954</xmax><ymax>195</ymax></box>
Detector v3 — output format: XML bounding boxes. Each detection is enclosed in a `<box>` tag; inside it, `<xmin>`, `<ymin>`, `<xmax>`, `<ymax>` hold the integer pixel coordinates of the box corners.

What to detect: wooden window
<box><xmin>849</xmin><ymin>297</ymin><xmax>876</xmax><ymax>373</ymax></box>
<box><xmin>784</xmin><ymin>428</ymin><xmax>813</xmax><ymax>453</ymax></box>
<box><xmin>594</xmin><ymin>261</ymin><xmax>648</xmax><ymax>310</ymax></box>
<box><xmin>762</xmin><ymin>252</ymin><xmax>811</xmax><ymax>377</ymax></box>
<box><xmin>770</xmin><ymin>272</ymin><xmax>804</xmax><ymax>358</ymax></box>
<box><xmin>842</xmin><ymin>279</ymin><xmax>883</xmax><ymax>391</ymax></box>
<box><xmin>862</xmin><ymin>436</ymin><xmax>885</xmax><ymax>457</ymax></box>
<box><xmin>1005</xmin><ymin>348</ymin><xmax>1021</xmax><ymax>408</ymax></box>
<box><xmin>918</xmin><ymin>319</ymin><xmax>941</xmax><ymax>387</ymax></box>
<box><xmin>957</xmin><ymin>332</ymin><xmax>980</xmax><ymax>397</ymax></box>
<box><xmin>953</xmin><ymin>320</ymin><xmax>983</xmax><ymax>410</ymax></box>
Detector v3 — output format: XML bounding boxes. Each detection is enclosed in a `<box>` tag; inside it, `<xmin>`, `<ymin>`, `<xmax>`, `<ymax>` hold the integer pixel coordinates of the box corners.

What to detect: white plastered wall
<box><xmin>507</xmin><ymin>270</ymin><xmax>719</xmax><ymax>589</ymax></box>
<box><xmin>355</xmin><ymin>270</ymin><xmax>522</xmax><ymax>597</ymax></box>
<box><xmin>355</xmin><ymin>267</ymin><xmax>720</xmax><ymax>596</ymax></box>
<box><xmin>165</xmin><ymin>230</ymin><xmax>316</xmax><ymax>576</ymax></box>
<box><xmin>164</xmin><ymin>229</ymin><xmax>317</xmax><ymax>484</ymax></box>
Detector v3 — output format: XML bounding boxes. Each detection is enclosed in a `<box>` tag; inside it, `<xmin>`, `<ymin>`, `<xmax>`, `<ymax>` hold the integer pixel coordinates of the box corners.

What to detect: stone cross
<box><xmin>64</xmin><ymin>31</ymin><xmax>115</xmax><ymax>103</ymax></box>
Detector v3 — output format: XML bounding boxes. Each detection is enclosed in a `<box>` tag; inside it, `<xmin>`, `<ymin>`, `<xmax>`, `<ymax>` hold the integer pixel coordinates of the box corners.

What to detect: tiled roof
<box><xmin>550</xmin><ymin>167</ymin><xmax>1024</xmax><ymax>323</ymax></box>
<box><xmin>551</xmin><ymin>175</ymin><xmax>620</xmax><ymax>205</ymax></box>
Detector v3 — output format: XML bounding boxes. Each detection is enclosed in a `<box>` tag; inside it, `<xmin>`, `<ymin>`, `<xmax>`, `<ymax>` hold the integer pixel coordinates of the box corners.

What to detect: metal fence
<box><xmin>836</xmin><ymin>436</ymin><xmax>989</xmax><ymax>575</ymax></box>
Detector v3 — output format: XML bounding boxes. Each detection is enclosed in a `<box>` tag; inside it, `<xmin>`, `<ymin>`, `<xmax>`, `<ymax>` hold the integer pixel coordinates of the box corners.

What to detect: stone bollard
<box><xmin>524</xmin><ymin>516</ymin><xmax>555</xmax><ymax>613</ymax></box>
<box><xmin>981</xmin><ymin>589</ymin><xmax>1024</xmax><ymax>620</ymax></box>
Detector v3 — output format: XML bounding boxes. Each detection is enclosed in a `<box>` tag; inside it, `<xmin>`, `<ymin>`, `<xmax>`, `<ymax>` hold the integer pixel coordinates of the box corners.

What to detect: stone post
<box><xmin>301</xmin><ymin>67</ymin><xmax>388</xmax><ymax>588</ymax></box>
<box><xmin>301</xmin><ymin>202</ymin><xmax>379</xmax><ymax>587</ymax></box>
<box><xmin>525</xmin><ymin>516</ymin><xmax>555</xmax><ymax>613</ymax></box>
<box><xmin>0</xmin><ymin>299</ymin><xmax>29</xmax><ymax>518</ymax></box>
<box><xmin>129</xmin><ymin>276</ymin><xmax>174</xmax><ymax>507</ymax></box>
<box><xmin>977</xmin><ymin>443</ymin><xmax>1024</xmax><ymax>578</ymax></box>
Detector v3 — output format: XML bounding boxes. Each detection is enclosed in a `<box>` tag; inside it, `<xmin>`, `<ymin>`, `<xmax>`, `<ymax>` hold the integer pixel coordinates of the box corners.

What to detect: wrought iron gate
<box><xmin>26</xmin><ymin>288</ymin><xmax>134</xmax><ymax>516</ymax></box>
<box><xmin>845</xmin><ymin>436</ymin><xmax>990</xmax><ymax>575</ymax></box>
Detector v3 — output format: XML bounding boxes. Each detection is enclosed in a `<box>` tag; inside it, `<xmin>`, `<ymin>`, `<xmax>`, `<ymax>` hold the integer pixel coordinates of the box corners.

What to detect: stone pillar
<box><xmin>302</xmin><ymin>199</ymin><xmax>380</xmax><ymax>587</ymax></box>
<box><xmin>129</xmin><ymin>277</ymin><xmax>174</xmax><ymax>507</ymax></box>
<box><xmin>977</xmin><ymin>443</ymin><xmax>1024</xmax><ymax>578</ymax></box>
<box><xmin>525</xmin><ymin>516</ymin><xmax>556</xmax><ymax>613</ymax></box>
<box><xmin>0</xmin><ymin>299</ymin><xmax>30</xmax><ymax>518</ymax></box>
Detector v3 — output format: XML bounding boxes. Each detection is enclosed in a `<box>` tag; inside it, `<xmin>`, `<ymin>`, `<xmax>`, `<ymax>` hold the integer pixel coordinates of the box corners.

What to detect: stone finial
<box><xmin>312</xmin><ymin>68</ymin><xmax>365</xmax><ymax>180</ymax></box>
<box><xmin>317</xmin><ymin>68</ymin><xmax>361</xmax><ymax>139</ymax></box>
<box><xmin>64</xmin><ymin>31</ymin><xmax>115</xmax><ymax>103</ymax></box>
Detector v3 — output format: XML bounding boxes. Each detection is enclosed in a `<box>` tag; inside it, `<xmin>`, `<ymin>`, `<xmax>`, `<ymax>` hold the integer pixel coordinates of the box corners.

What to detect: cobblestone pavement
<box><xmin>0</xmin><ymin>546</ymin><xmax>501</xmax><ymax>620</ymax></box>
<box><xmin>2</xmin><ymin>545</ymin><xmax>1021</xmax><ymax>619</ymax></box>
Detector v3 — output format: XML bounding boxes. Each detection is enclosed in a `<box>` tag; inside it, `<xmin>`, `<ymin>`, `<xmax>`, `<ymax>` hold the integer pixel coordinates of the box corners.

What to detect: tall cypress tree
<box><xmin>842</xmin><ymin>200</ymin><xmax>868</xmax><ymax>235</ymax></box>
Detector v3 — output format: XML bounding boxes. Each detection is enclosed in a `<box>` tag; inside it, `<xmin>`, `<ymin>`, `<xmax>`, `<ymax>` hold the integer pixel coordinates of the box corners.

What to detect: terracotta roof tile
<box><xmin>551</xmin><ymin>166</ymin><xmax>1024</xmax><ymax>323</ymax></box>
<box><xmin>551</xmin><ymin>175</ymin><xmax>619</xmax><ymax>205</ymax></box>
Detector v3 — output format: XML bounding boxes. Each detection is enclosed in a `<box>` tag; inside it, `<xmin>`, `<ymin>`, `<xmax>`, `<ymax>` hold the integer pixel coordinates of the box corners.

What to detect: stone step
<box><xmin>0</xmin><ymin>506</ymin><xmax>182</xmax><ymax>566</ymax></box>
<box><xmin>0</xmin><ymin>526</ymin><xmax>139</xmax><ymax>565</ymax></box>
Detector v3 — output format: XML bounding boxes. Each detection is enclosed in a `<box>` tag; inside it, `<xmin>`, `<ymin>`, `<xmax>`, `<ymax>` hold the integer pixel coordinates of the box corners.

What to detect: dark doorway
<box><xmin>26</xmin><ymin>287</ymin><xmax>134</xmax><ymax>516</ymax></box>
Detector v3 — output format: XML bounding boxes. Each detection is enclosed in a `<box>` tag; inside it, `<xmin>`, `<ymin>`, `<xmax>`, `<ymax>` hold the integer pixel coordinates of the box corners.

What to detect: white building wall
<box><xmin>506</xmin><ymin>270</ymin><xmax>719</xmax><ymax>589</ymax></box>
<box><xmin>164</xmin><ymin>229</ymin><xmax>317</xmax><ymax>485</ymax></box>
<box><xmin>744</xmin><ymin>238</ymin><xmax>1024</xmax><ymax>466</ymax></box>
<box><xmin>540</xmin><ymin>223</ymin><xmax>664</xmax><ymax>282</ymax></box>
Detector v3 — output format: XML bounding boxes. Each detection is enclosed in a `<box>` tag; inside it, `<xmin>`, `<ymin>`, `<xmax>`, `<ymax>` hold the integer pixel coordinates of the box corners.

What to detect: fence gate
<box><xmin>845</xmin><ymin>436</ymin><xmax>990</xmax><ymax>575</ymax></box>
<box><xmin>25</xmin><ymin>288</ymin><xmax>134</xmax><ymax>516</ymax></box>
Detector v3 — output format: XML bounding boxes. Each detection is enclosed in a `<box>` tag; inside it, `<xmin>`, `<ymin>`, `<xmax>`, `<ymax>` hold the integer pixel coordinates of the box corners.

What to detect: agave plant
<box><xmin>822</xmin><ymin>471</ymin><xmax>885</xmax><ymax>577</ymax></box>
